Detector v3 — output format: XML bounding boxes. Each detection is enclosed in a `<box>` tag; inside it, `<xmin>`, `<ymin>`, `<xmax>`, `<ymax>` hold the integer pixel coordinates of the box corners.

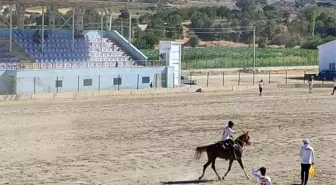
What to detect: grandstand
<box><xmin>12</xmin><ymin>30</ymin><xmax>134</xmax><ymax>69</ymax></box>
<box><xmin>0</xmin><ymin>0</ymin><xmax>174</xmax><ymax>94</ymax></box>
<box><xmin>0</xmin><ymin>0</ymin><xmax>151</xmax><ymax>70</ymax></box>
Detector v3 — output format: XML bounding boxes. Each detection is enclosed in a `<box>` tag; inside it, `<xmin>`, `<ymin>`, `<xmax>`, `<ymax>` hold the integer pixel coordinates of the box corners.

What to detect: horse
<box><xmin>194</xmin><ymin>132</ymin><xmax>251</xmax><ymax>180</ymax></box>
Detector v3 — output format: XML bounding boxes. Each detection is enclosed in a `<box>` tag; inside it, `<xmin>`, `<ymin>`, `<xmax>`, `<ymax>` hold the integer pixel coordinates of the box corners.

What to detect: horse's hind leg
<box><xmin>211</xmin><ymin>158</ymin><xmax>221</xmax><ymax>180</ymax></box>
<box><xmin>222</xmin><ymin>159</ymin><xmax>233</xmax><ymax>180</ymax></box>
<box><xmin>237</xmin><ymin>158</ymin><xmax>250</xmax><ymax>179</ymax></box>
<box><xmin>198</xmin><ymin>160</ymin><xmax>211</xmax><ymax>180</ymax></box>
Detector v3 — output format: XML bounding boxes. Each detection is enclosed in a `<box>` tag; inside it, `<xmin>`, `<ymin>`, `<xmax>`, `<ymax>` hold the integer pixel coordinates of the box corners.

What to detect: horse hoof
<box><xmin>198</xmin><ymin>177</ymin><xmax>202</xmax><ymax>180</ymax></box>
<box><xmin>222</xmin><ymin>177</ymin><xmax>225</xmax><ymax>180</ymax></box>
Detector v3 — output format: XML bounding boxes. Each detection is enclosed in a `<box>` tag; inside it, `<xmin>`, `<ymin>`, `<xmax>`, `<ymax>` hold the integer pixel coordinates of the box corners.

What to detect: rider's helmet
<box><xmin>228</xmin><ymin>121</ymin><xmax>234</xmax><ymax>127</ymax></box>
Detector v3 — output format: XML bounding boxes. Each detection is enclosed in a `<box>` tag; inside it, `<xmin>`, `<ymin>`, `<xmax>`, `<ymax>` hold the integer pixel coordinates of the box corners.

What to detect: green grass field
<box><xmin>141</xmin><ymin>47</ymin><xmax>318</xmax><ymax>69</ymax></box>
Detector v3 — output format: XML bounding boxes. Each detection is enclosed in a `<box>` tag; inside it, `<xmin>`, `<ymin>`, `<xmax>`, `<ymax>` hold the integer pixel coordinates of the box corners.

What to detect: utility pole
<box><xmin>253</xmin><ymin>25</ymin><xmax>256</xmax><ymax>69</ymax></box>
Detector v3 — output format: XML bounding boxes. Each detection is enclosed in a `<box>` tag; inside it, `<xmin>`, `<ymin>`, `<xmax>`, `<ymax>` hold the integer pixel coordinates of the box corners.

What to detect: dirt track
<box><xmin>1</xmin><ymin>87</ymin><xmax>336</xmax><ymax>185</ymax></box>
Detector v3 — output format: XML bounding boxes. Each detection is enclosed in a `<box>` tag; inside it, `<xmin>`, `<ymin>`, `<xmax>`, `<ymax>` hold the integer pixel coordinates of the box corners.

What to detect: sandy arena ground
<box><xmin>1</xmin><ymin>87</ymin><xmax>336</xmax><ymax>185</ymax></box>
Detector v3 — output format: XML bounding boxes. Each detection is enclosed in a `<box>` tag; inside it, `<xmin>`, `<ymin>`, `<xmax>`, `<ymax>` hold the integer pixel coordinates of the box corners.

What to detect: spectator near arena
<box><xmin>252</xmin><ymin>167</ymin><xmax>272</xmax><ymax>185</ymax></box>
<box><xmin>299</xmin><ymin>139</ymin><xmax>315</xmax><ymax>185</ymax></box>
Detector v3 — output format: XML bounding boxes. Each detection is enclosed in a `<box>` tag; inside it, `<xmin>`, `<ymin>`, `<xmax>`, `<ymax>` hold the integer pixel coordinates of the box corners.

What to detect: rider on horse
<box><xmin>221</xmin><ymin>121</ymin><xmax>238</xmax><ymax>159</ymax></box>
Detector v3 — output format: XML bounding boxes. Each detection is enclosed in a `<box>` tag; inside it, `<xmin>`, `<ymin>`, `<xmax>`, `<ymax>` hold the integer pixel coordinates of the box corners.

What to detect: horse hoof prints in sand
<box><xmin>195</xmin><ymin>132</ymin><xmax>251</xmax><ymax>180</ymax></box>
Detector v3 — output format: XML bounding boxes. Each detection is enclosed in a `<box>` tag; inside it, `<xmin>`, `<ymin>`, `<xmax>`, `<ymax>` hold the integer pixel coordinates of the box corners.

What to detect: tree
<box><xmin>132</xmin><ymin>33</ymin><xmax>159</xmax><ymax>49</ymax></box>
<box><xmin>119</xmin><ymin>9</ymin><xmax>129</xmax><ymax>19</ymax></box>
<box><xmin>188</xmin><ymin>34</ymin><xmax>200</xmax><ymax>47</ymax></box>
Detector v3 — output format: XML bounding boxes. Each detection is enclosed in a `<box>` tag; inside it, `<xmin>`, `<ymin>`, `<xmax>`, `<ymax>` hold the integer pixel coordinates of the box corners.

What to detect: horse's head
<box><xmin>237</xmin><ymin>131</ymin><xmax>251</xmax><ymax>146</ymax></box>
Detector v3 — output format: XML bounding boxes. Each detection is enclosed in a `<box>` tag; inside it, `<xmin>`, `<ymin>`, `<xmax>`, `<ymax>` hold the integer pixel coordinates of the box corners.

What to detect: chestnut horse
<box><xmin>194</xmin><ymin>132</ymin><xmax>251</xmax><ymax>180</ymax></box>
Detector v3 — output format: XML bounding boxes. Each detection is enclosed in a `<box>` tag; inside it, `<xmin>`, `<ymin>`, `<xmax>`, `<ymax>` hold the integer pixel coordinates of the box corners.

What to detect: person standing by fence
<box><xmin>331</xmin><ymin>78</ymin><xmax>336</xmax><ymax>95</ymax></box>
<box><xmin>308</xmin><ymin>76</ymin><xmax>314</xmax><ymax>93</ymax></box>
<box><xmin>299</xmin><ymin>139</ymin><xmax>315</xmax><ymax>185</ymax></box>
<box><xmin>259</xmin><ymin>79</ymin><xmax>264</xmax><ymax>96</ymax></box>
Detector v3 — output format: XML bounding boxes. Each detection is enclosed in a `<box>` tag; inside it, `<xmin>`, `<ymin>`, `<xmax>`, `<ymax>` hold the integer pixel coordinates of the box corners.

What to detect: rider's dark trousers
<box><xmin>222</xmin><ymin>139</ymin><xmax>236</xmax><ymax>157</ymax></box>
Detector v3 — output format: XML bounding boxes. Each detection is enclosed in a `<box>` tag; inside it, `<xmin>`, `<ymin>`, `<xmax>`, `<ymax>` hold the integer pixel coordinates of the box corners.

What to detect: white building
<box><xmin>317</xmin><ymin>40</ymin><xmax>336</xmax><ymax>72</ymax></box>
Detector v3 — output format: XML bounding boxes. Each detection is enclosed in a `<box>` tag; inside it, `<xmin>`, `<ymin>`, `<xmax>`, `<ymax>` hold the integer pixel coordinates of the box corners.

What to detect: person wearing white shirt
<box><xmin>308</xmin><ymin>76</ymin><xmax>314</xmax><ymax>93</ymax></box>
<box><xmin>299</xmin><ymin>139</ymin><xmax>315</xmax><ymax>185</ymax></box>
<box><xmin>252</xmin><ymin>167</ymin><xmax>272</xmax><ymax>185</ymax></box>
<box><xmin>221</xmin><ymin>121</ymin><xmax>238</xmax><ymax>159</ymax></box>
<box><xmin>331</xmin><ymin>78</ymin><xmax>336</xmax><ymax>95</ymax></box>
<box><xmin>259</xmin><ymin>79</ymin><xmax>264</xmax><ymax>96</ymax></box>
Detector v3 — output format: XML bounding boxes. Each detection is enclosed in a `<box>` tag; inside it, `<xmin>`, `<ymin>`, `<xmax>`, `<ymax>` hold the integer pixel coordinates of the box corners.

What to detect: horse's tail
<box><xmin>194</xmin><ymin>145</ymin><xmax>208</xmax><ymax>161</ymax></box>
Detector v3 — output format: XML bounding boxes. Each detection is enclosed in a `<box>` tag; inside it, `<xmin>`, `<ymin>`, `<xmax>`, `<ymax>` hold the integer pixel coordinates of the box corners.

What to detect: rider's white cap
<box><xmin>303</xmin><ymin>139</ymin><xmax>309</xmax><ymax>144</ymax></box>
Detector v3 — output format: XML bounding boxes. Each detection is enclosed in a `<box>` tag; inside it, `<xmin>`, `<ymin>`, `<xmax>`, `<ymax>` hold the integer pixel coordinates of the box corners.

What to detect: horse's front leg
<box><xmin>237</xmin><ymin>158</ymin><xmax>250</xmax><ymax>179</ymax></box>
<box><xmin>222</xmin><ymin>159</ymin><xmax>233</xmax><ymax>180</ymax></box>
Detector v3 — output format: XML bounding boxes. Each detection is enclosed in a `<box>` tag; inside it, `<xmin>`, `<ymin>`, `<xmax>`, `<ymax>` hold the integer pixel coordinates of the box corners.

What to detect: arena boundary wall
<box><xmin>277</xmin><ymin>84</ymin><xmax>334</xmax><ymax>88</ymax></box>
<box><xmin>0</xmin><ymin>83</ymin><xmax>333</xmax><ymax>101</ymax></box>
<box><xmin>0</xmin><ymin>85</ymin><xmax>262</xmax><ymax>101</ymax></box>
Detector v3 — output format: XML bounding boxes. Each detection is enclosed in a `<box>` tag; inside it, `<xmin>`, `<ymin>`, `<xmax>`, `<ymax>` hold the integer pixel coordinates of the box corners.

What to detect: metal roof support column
<box><xmin>9</xmin><ymin>4</ymin><xmax>12</xmax><ymax>53</ymax></box>
<box><xmin>42</xmin><ymin>5</ymin><xmax>45</xmax><ymax>53</ymax></box>
<box><xmin>72</xmin><ymin>7</ymin><xmax>75</xmax><ymax>51</ymax></box>
<box><xmin>100</xmin><ymin>10</ymin><xmax>104</xmax><ymax>31</ymax></box>
<box><xmin>109</xmin><ymin>14</ymin><xmax>112</xmax><ymax>31</ymax></box>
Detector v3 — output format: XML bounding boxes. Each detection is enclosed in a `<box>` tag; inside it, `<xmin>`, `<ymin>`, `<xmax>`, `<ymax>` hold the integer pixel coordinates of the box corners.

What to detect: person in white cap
<box><xmin>299</xmin><ymin>139</ymin><xmax>315</xmax><ymax>185</ymax></box>
<box><xmin>252</xmin><ymin>167</ymin><xmax>272</xmax><ymax>185</ymax></box>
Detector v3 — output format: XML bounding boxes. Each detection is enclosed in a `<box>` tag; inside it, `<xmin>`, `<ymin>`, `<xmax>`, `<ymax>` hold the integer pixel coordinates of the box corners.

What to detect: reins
<box><xmin>235</xmin><ymin>137</ymin><xmax>248</xmax><ymax>151</ymax></box>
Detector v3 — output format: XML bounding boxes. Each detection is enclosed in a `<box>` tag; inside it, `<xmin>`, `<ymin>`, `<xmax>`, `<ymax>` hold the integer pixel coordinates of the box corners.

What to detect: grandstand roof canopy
<box><xmin>0</xmin><ymin>0</ymin><xmax>158</xmax><ymax>8</ymax></box>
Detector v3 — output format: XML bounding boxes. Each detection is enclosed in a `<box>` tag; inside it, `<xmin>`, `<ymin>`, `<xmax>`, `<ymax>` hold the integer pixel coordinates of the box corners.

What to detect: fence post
<box><xmin>268</xmin><ymin>71</ymin><xmax>271</xmax><ymax>84</ymax></box>
<box><xmin>118</xmin><ymin>74</ymin><xmax>120</xmax><ymax>90</ymax></box>
<box><xmin>253</xmin><ymin>72</ymin><xmax>255</xmax><ymax>85</ymax></box>
<box><xmin>33</xmin><ymin>77</ymin><xmax>36</xmax><ymax>94</ymax></box>
<box><xmin>56</xmin><ymin>76</ymin><xmax>59</xmax><ymax>93</ymax></box>
<box><xmin>207</xmin><ymin>72</ymin><xmax>209</xmax><ymax>87</ymax></box>
<box><xmin>173</xmin><ymin>72</ymin><xmax>175</xmax><ymax>88</ymax></box>
<box><xmin>137</xmin><ymin>74</ymin><xmax>139</xmax><ymax>90</ymax></box>
<box><xmin>189</xmin><ymin>71</ymin><xmax>192</xmax><ymax>88</ymax></box>
<box><xmin>304</xmin><ymin>71</ymin><xmax>306</xmax><ymax>84</ymax></box>
<box><xmin>286</xmin><ymin>71</ymin><xmax>288</xmax><ymax>84</ymax></box>
<box><xmin>98</xmin><ymin>75</ymin><xmax>100</xmax><ymax>92</ymax></box>
<box><xmin>222</xmin><ymin>72</ymin><xmax>225</xmax><ymax>86</ymax></box>
<box><xmin>238</xmin><ymin>72</ymin><xmax>241</xmax><ymax>86</ymax></box>
<box><xmin>77</xmin><ymin>76</ymin><xmax>80</xmax><ymax>92</ymax></box>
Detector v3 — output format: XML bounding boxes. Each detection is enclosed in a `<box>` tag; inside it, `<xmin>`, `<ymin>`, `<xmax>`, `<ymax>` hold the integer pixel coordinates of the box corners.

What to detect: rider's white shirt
<box><xmin>222</xmin><ymin>126</ymin><xmax>234</xmax><ymax>141</ymax></box>
<box><xmin>252</xmin><ymin>170</ymin><xmax>272</xmax><ymax>185</ymax></box>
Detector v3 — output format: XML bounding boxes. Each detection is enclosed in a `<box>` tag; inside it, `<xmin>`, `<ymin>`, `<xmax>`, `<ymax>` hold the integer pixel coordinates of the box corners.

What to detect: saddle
<box><xmin>217</xmin><ymin>141</ymin><xmax>229</xmax><ymax>150</ymax></box>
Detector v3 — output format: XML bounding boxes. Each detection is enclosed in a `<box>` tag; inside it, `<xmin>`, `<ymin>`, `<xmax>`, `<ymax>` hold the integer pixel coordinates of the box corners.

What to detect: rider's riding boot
<box><xmin>231</xmin><ymin>147</ymin><xmax>237</xmax><ymax>159</ymax></box>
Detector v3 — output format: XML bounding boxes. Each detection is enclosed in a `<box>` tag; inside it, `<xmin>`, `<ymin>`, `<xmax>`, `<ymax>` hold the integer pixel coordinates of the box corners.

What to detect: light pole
<box><xmin>253</xmin><ymin>25</ymin><xmax>256</xmax><ymax>69</ymax></box>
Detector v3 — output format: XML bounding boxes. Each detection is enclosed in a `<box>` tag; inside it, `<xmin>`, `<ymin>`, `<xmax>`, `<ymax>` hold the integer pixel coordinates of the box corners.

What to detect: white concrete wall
<box><xmin>318</xmin><ymin>41</ymin><xmax>336</xmax><ymax>72</ymax></box>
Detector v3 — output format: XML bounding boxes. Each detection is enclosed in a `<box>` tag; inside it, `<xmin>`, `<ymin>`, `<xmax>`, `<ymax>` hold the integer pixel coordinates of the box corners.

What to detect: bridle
<box><xmin>235</xmin><ymin>135</ymin><xmax>250</xmax><ymax>151</ymax></box>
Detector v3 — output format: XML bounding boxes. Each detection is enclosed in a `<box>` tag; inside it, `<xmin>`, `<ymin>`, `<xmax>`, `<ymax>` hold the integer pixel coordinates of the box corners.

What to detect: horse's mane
<box><xmin>235</xmin><ymin>133</ymin><xmax>246</xmax><ymax>141</ymax></box>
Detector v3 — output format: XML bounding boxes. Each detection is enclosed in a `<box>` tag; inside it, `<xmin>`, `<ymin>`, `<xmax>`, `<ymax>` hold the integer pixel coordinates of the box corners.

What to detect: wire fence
<box><xmin>183</xmin><ymin>70</ymin><xmax>332</xmax><ymax>88</ymax></box>
<box><xmin>1</xmin><ymin>70</ymin><xmax>332</xmax><ymax>96</ymax></box>
<box><xmin>181</xmin><ymin>57</ymin><xmax>318</xmax><ymax>69</ymax></box>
